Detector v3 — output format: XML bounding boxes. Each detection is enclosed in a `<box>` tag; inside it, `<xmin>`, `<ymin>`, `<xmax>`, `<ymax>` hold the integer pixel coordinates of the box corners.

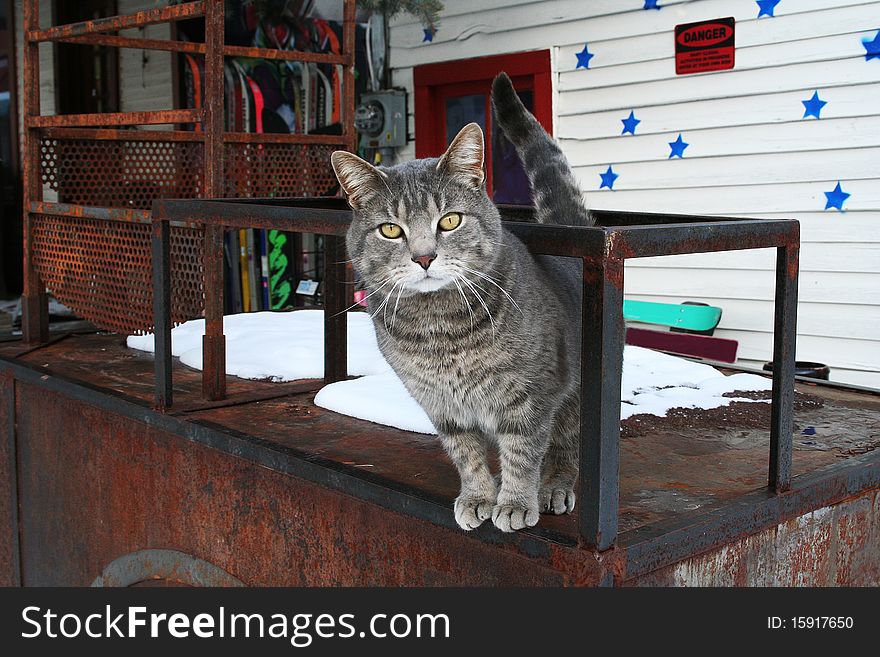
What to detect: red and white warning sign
<box><xmin>675</xmin><ymin>17</ymin><xmax>735</xmax><ymax>75</ymax></box>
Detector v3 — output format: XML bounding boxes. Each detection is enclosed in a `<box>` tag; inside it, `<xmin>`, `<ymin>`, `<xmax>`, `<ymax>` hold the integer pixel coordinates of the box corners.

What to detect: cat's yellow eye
<box><xmin>438</xmin><ymin>212</ymin><xmax>462</xmax><ymax>232</ymax></box>
<box><xmin>379</xmin><ymin>223</ymin><xmax>403</xmax><ymax>239</ymax></box>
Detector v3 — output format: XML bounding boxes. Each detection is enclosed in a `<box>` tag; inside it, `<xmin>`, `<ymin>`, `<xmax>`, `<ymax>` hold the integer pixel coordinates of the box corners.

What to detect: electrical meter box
<box><xmin>355</xmin><ymin>89</ymin><xmax>407</xmax><ymax>150</ymax></box>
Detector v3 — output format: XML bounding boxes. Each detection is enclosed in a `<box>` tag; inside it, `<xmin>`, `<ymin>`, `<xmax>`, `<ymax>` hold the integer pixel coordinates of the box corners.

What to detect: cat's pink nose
<box><xmin>412</xmin><ymin>254</ymin><xmax>436</xmax><ymax>270</ymax></box>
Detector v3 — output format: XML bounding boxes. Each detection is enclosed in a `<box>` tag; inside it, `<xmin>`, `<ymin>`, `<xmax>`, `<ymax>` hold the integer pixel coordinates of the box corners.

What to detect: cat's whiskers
<box><xmin>457</xmin><ymin>273</ymin><xmax>496</xmax><ymax>338</ymax></box>
<box><xmin>332</xmin><ymin>274</ymin><xmax>394</xmax><ymax>317</ymax></box>
<box><xmin>369</xmin><ymin>280</ymin><xmax>399</xmax><ymax>323</ymax></box>
<box><xmin>451</xmin><ymin>274</ymin><xmax>476</xmax><ymax>330</ymax></box>
<box><xmin>460</xmin><ymin>265</ymin><xmax>524</xmax><ymax>316</ymax></box>
<box><xmin>389</xmin><ymin>279</ymin><xmax>407</xmax><ymax>334</ymax></box>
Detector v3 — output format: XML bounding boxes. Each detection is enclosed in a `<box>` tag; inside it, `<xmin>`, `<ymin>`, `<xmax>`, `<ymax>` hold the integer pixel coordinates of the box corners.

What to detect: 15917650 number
<box><xmin>790</xmin><ymin>617</ymin><xmax>853</xmax><ymax>629</ymax></box>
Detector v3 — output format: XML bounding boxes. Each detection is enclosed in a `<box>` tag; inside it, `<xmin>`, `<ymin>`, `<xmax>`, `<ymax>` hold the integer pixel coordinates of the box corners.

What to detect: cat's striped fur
<box><xmin>331</xmin><ymin>73</ymin><xmax>592</xmax><ymax>532</ymax></box>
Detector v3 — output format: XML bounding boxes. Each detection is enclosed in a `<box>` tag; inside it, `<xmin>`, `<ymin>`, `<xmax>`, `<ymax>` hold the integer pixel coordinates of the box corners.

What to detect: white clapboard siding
<box><xmin>626</xmin><ymin>244</ymin><xmax>879</xmax><ymax>274</ymax></box>
<box><xmin>389</xmin><ymin>0</ymin><xmax>880</xmax><ymax>388</ymax></box>
<box><xmin>14</xmin><ymin>0</ymin><xmax>56</xmax><ymax>138</ymax></box>
<box><xmin>747</xmin><ymin>212</ymin><xmax>880</xmax><ymax>243</ymax></box>
<box><xmin>118</xmin><ymin>0</ymin><xmax>175</xmax><ymax>117</ymax></box>
<box><xmin>14</xmin><ymin>1</ymin><xmax>175</xmax><ymax>131</ymax></box>
<box><xmin>581</xmin><ymin>179</ymin><xmax>880</xmax><ymax>214</ymax></box>
<box><xmin>565</xmin><ymin>118</ymin><xmax>880</xmax><ymax>166</ymax></box>
<box><xmin>558</xmin><ymin>83</ymin><xmax>880</xmax><ymax>139</ymax></box>
<box><xmin>559</xmin><ymin>33</ymin><xmax>874</xmax><ymax>91</ymax></box>
<box><xmin>575</xmin><ymin>148</ymin><xmax>880</xmax><ymax>191</ymax></box>
<box><xmin>390</xmin><ymin>0</ymin><xmax>869</xmax><ymax>61</ymax></box>
<box><xmin>560</xmin><ymin>57</ymin><xmax>879</xmax><ymax>114</ymax></box>
<box><xmin>625</xmin><ymin>268</ymin><xmax>880</xmax><ymax>305</ymax></box>
<box><xmin>556</xmin><ymin>5</ymin><xmax>880</xmax><ymax>70</ymax></box>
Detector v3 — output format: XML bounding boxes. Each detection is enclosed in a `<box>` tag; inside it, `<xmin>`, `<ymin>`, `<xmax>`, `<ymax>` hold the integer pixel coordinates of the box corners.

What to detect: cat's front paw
<box><xmin>453</xmin><ymin>493</ymin><xmax>496</xmax><ymax>531</ymax></box>
<box><xmin>540</xmin><ymin>484</ymin><xmax>576</xmax><ymax>515</ymax></box>
<box><xmin>491</xmin><ymin>501</ymin><xmax>540</xmax><ymax>533</ymax></box>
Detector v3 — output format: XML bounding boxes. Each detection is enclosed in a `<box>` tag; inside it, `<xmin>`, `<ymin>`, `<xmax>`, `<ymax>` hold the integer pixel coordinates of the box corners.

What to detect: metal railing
<box><xmin>151</xmin><ymin>197</ymin><xmax>800</xmax><ymax>550</ymax></box>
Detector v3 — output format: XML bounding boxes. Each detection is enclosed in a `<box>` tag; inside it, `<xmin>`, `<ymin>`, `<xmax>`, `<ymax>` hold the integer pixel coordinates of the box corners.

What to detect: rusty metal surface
<box><xmin>627</xmin><ymin>489</ymin><xmax>880</xmax><ymax>586</ymax></box>
<box><xmin>0</xmin><ymin>371</ymin><xmax>19</xmax><ymax>586</ymax></box>
<box><xmin>28</xmin><ymin>1</ymin><xmax>205</xmax><ymax>41</ymax></box>
<box><xmin>40</xmin><ymin>137</ymin><xmax>205</xmax><ymax>209</ymax></box>
<box><xmin>3</xmin><ymin>334</ymin><xmax>878</xmax><ymax>542</ymax></box>
<box><xmin>21</xmin><ymin>0</ymin><xmax>46</xmax><ymax>344</ymax></box>
<box><xmin>92</xmin><ymin>549</ymin><xmax>244</xmax><ymax>587</ymax></box>
<box><xmin>21</xmin><ymin>0</ymin><xmax>357</xmax><ymax>342</ymax></box>
<box><xmin>12</xmin><ymin>378</ymin><xmax>578</xmax><ymax>586</ymax></box>
<box><xmin>1</xmin><ymin>340</ymin><xmax>878</xmax><ymax>585</ymax></box>
<box><xmin>30</xmin><ymin>214</ymin><xmax>205</xmax><ymax>335</ymax></box>
<box><xmin>27</xmin><ymin>109</ymin><xmax>202</xmax><ymax>129</ymax></box>
<box><xmin>224</xmin><ymin>142</ymin><xmax>339</xmax><ymax>198</ymax></box>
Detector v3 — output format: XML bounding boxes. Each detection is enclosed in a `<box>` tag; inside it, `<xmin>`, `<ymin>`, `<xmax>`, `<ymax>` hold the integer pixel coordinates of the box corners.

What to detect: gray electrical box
<box><xmin>355</xmin><ymin>89</ymin><xmax>407</xmax><ymax>151</ymax></box>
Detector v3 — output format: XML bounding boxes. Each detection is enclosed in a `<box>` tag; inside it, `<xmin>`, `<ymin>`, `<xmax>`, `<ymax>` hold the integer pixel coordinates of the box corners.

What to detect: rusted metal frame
<box><xmin>769</xmin><ymin>244</ymin><xmax>799</xmax><ymax>492</ymax></box>
<box><xmin>28</xmin><ymin>1</ymin><xmax>205</xmax><ymax>42</ymax></box>
<box><xmin>621</xmin><ymin>450</ymin><xmax>880</xmax><ymax>580</ymax></box>
<box><xmin>152</xmin><ymin>217</ymin><xmax>173</xmax><ymax>411</ymax></box>
<box><xmin>2</xmin><ymin>355</ymin><xmax>560</xmax><ymax>559</ymax></box>
<box><xmin>579</xmin><ymin>250</ymin><xmax>625</xmax><ymax>551</ymax></box>
<box><xmin>323</xmin><ymin>236</ymin><xmax>348</xmax><ymax>384</ymax></box>
<box><xmin>30</xmin><ymin>201</ymin><xmax>152</xmax><ymax>224</ymax></box>
<box><xmin>11</xmin><ymin>331</ymin><xmax>78</xmax><ymax>359</ymax></box>
<box><xmin>168</xmin><ymin>381</ymin><xmax>324</xmax><ymax>416</ymax></box>
<box><xmin>199</xmin><ymin>7</ymin><xmax>226</xmax><ymax>397</ymax></box>
<box><xmin>21</xmin><ymin>0</ymin><xmax>47</xmax><ymax>345</ymax></box>
<box><xmin>51</xmin><ymin>34</ymin><xmax>206</xmax><ymax>56</ymax></box>
<box><xmin>505</xmin><ymin>222</ymin><xmax>607</xmax><ymax>257</ymax></box>
<box><xmin>31</xmin><ymin>201</ymin><xmax>200</xmax><ymax>228</ymax></box>
<box><xmin>343</xmin><ymin>0</ymin><xmax>357</xmax><ymax>154</ymax></box>
<box><xmin>1</xmin><ymin>370</ymin><xmax>21</xmax><ymax>586</ymax></box>
<box><xmin>201</xmin><ymin>0</ymin><xmax>226</xmax><ymax>402</ymax></box>
<box><xmin>27</xmin><ymin>108</ymin><xmax>203</xmax><ymax>128</ymax></box>
<box><xmin>41</xmin><ymin>127</ymin><xmax>203</xmax><ymax>142</ymax></box>
<box><xmin>222</xmin><ymin>132</ymin><xmax>348</xmax><ymax>145</ymax></box>
<box><xmin>590</xmin><ymin>208</ymin><xmax>766</xmax><ymax>227</ymax></box>
<box><xmin>606</xmin><ymin>220</ymin><xmax>799</xmax><ymax>259</ymax></box>
<box><xmin>223</xmin><ymin>44</ymin><xmax>346</xmax><ymax>65</ymax></box>
<box><xmin>153</xmin><ymin>199</ymin><xmax>352</xmax><ymax>234</ymax></box>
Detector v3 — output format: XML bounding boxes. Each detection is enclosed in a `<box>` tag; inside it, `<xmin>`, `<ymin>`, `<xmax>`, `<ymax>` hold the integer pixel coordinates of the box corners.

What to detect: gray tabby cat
<box><xmin>330</xmin><ymin>73</ymin><xmax>592</xmax><ymax>532</ymax></box>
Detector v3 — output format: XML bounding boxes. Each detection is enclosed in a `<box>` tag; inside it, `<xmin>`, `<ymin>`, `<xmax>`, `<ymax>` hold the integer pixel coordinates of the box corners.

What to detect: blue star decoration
<box><xmin>621</xmin><ymin>111</ymin><xmax>641</xmax><ymax>135</ymax></box>
<box><xmin>668</xmin><ymin>134</ymin><xmax>689</xmax><ymax>158</ymax></box>
<box><xmin>599</xmin><ymin>166</ymin><xmax>619</xmax><ymax>190</ymax></box>
<box><xmin>802</xmin><ymin>91</ymin><xmax>827</xmax><ymax>119</ymax></box>
<box><xmin>576</xmin><ymin>44</ymin><xmax>594</xmax><ymax>69</ymax></box>
<box><xmin>756</xmin><ymin>0</ymin><xmax>780</xmax><ymax>18</ymax></box>
<box><xmin>824</xmin><ymin>182</ymin><xmax>850</xmax><ymax>211</ymax></box>
<box><xmin>643</xmin><ymin>0</ymin><xmax>661</xmax><ymax>9</ymax></box>
<box><xmin>422</xmin><ymin>27</ymin><xmax>434</xmax><ymax>43</ymax></box>
<box><xmin>863</xmin><ymin>30</ymin><xmax>880</xmax><ymax>61</ymax></box>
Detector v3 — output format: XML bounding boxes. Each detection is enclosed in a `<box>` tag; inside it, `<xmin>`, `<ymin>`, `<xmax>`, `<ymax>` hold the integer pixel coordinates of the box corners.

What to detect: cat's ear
<box><xmin>437</xmin><ymin>122</ymin><xmax>485</xmax><ymax>189</ymax></box>
<box><xmin>331</xmin><ymin>151</ymin><xmax>388</xmax><ymax>209</ymax></box>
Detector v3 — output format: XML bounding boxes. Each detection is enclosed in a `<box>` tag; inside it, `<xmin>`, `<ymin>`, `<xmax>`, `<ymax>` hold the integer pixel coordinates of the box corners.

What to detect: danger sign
<box><xmin>675</xmin><ymin>17</ymin><xmax>735</xmax><ymax>75</ymax></box>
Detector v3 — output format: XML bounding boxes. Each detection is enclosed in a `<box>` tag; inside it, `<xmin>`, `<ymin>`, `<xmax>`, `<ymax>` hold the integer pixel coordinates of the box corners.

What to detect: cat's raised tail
<box><xmin>491</xmin><ymin>72</ymin><xmax>593</xmax><ymax>227</ymax></box>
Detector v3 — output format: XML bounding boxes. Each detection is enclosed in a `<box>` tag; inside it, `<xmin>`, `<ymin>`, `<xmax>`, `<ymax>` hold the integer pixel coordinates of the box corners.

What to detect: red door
<box><xmin>414</xmin><ymin>50</ymin><xmax>552</xmax><ymax>204</ymax></box>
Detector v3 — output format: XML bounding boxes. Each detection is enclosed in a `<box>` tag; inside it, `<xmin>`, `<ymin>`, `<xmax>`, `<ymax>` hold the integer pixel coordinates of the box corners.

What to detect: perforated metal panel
<box><xmin>224</xmin><ymin>142</ymin><xmax>338</xmax><ymax>197</ymax></box>
<box><xmin>31</xmin><ymin>214</ymin><xmax>205</xmax><ymax>335</ymax></box>
<box><xmin>39</xmin><ymin>138</ymin><xmax>205</xmax><ymax>209</ymax></box>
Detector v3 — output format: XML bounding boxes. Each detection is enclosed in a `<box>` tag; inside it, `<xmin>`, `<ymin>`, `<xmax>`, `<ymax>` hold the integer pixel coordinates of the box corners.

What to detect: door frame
<box><xmin>413</xmin><ymin>49</ymin><xmax>552</xmax><ymax>165</ymax></box>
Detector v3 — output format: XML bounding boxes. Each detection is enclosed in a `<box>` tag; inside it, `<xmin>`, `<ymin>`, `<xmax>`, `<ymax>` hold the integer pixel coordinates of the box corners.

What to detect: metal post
<box><xmin>342</xmin><ymin>0</ymin><xmax>357</xmax><ymax>154</ymax></box>
<box><xmin>201</xmin><ymin>0</ymin><xmax>226</xmax><ymax>400</ymax></box>
<box><xmin>579</xmin><ymin>254</ymin><xmax>625</xmax><ymax>550</ymax></box>
<box><xmin>769</xmin><ymin>244</ymin><xmax>799</xmax><ymax>492</ymax></box>
<box><xmin>152</xmin><ymin>218</ymin><xmax>173</xmax><ymax>410</ymax></box>
<box><xmin>323</xmin><ymin>235</ymin><xmax>347</xmax><ymax>384</ymax></box>
<box><xmin>21</xmin><ymin>0</ymin><xmax>48</xmax><ymax>344</ymax></box>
